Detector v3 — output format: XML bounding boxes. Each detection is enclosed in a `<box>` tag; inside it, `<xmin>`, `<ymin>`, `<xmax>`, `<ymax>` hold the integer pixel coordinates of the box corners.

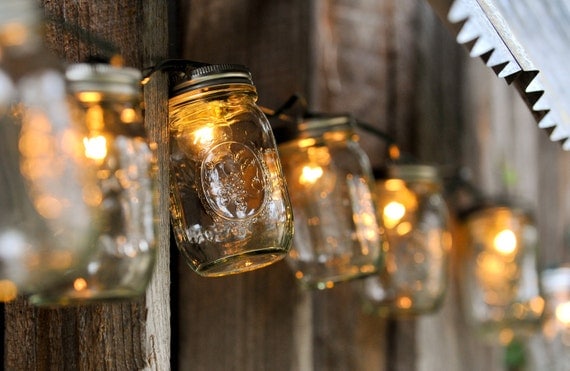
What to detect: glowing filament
<box><xmin>120</xmin><ymin>107</ymin><xmax>137</xmax><ymax>123</ymax></box>
<box><xmin>300</xmin><ymin>165</ymin><xmax>323</xmax><ymax>185</ymax></box>
<box><xmin>78</xmin><ymin>92</ymin><xmax>103</xmax><ymax>104</ymax></box>
<box><xmin>493</xmin><ymin>229</ymin><xmax>517</xmax><ymax>255</ymax></box>
<box><xmin>193</xmin><ymin>127</ymin><xmax>214</xmax><ymax>146</ymax></box>
<box><xmin>383</xmin><ymin>201</ymin><xmax>406</xmax><ymax>229</ymax></box>
<box><xmin>84</xmin><ymin>135</ymin><xmax>108</xmax><ymax>161</ymax></box>
<box><xmin>73</xmin><ymin>277</ymin><xmax>88</xmax><ymax>291</ymax></box>
<box><xmin>397</xmin><ymin>296</ymin><xmax>412</xmax><ymax>309</ymax></box>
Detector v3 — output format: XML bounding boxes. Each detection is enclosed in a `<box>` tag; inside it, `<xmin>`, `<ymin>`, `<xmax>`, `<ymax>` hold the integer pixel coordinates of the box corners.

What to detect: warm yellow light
<box><xmin>82</xmin><ymin>183</ymin><xmax>103</xmax><ymax>207</ymax></box>
<box><xmin>0</xmin><ymin>279</ymin><xmax>18</xmax><ymax>302</ymax></box>
<box><xmin>555</xmin><ymin>301</ymin><xmax>570</xmax><ymax>325</ymax></box>
<box><xmin>78</xmin><ymin>92</ymin><xmax>103</xmax><ymax>104</ymax></box>
<box><xmin>83</xmin><ymin>135</ymin><xmax>108</xmax><ymax>161</ymax></box>
<box><xmin>0</xmin><ymin>22</ymin><xmax>29</xmax><ymax>46</ymax></box>
<box><xmin>493</xmin><ymin>229</ymin><xmax>517</xmax><ymax>255</ymax></box>
<box><xmin>73</xmin><ymin>277</ymin><xmax>88</xmax><ymax>291</ymax></box>
<box><xmin>396</xmin><ymin>221</ymin><xmax>412</xmax><ymax>236</ymax></box>
<box><xmin>529</xmin><ymin>296</ymin><xmax>545</xmax><ymax>315</ymax></box>
<box><xmin>85</xmin><ymin>105</ymin><xmax>105</xmax><ymax>131</ymax></box>
<box><xmin>35</xmin><ymin>195</ymin><xmax>63</xmax><ymax>219</ymax></box>
<box><xmin>299</xmin><ymin>165</ymin><xmax>323</xmax><ymax>185</ymax></box>
<box><xmin>384</xmin><ymin>179</ymin><xmax>405</xmax><ymax>192</ymax></box>
<box><xmin>297</xmin><ymin>138</ymin><xmax>316</xmax><ymax>148</ymax></box>
<box><xmin>193</xmin><ymin>126</ymin><xmax>214</xmax><ymax>146</ymax></box>
<box><xmin>120</xmin><ymin>107</ymin><xmax>137</xmax><ymax>123</ymax></box>
<box><xmin>383</xmin><ymin>201</ymin><xmax>406</xmax><ymax>229</ymax></box>
<box><xmin>388</xmin><ymin>144</ymin><xmax>400</xmax><ymax>160</ymax></box>
<box><xmin>499</xmin><ymin>328</ymin><xmax>514</xmax><ymax>345</ymax></box>
<box><xmin>396</xmin><ymin>296</ymin><xmax>412</xmax><ymax>309</ymax></box>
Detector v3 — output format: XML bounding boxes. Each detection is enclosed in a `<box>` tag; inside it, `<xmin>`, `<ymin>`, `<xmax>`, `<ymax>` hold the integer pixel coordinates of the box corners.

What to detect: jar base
<box><xmin>194</xmin><ymin>247</ymin><xmax>288</xmax><ymax>277</ymax></box>
<box><xmin>296</xmin><ymin>269</ymin><xmax>376</xmax><ymax>291</ymax></box>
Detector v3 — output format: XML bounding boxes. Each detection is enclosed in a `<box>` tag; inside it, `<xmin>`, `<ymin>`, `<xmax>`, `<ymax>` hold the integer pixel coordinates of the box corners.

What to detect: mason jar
<box><xmin>462</xmin><ymin>205</ymin><xmax>544</xmax><ymax>344</ymax></box>
<box><xmin>0</xmin><ymin>0</ymin><xmax>97</xmax><ymax>299</ymax></box>
<box><xmin>28</xmin><ymin>63</ymin><xmax>158</xmax><ymax>305</ymax></box>
<box><xmin>169</xmin><ymin>63</ymin><xmax>294</xmax><ymax>276</ymax></box>
<box><xmin>277</xmin><ymin>113</ymin><xmax>384</xmax><ymax>290</ymax></box>
<box><xmin>360</xmin><ymin>164</ymin><xmax>451</xmax><ymax>317</ymax></box>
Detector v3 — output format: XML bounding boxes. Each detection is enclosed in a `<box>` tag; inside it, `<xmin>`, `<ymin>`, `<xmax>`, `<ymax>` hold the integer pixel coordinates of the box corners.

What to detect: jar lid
<box><xmin>275</xmin><ymin>113</ymin><xmax>354</xmax><ymax>144</ymax></box>
<box><xmin>66</xmin><ymin>63</ymin><xmax>142</xmax><ymax>97</ymax></box>
<box><xmin>385</xmin><ymin>164</ymin><xmax>440</xmax><ymax>182</ymax></box>
<box><xmin>170</xmin><ymin>64</ymin><xmax>253</xmax><ymax>96</ymax></box>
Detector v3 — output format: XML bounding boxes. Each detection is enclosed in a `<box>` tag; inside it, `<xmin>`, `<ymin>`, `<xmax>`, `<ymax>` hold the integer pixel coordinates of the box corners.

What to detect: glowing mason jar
<box><xmin>361</xmin><ymin>165</ymin><xmax>451</xmax><ymax>317</ymax></box>
<box><xmin>28</xmin><ymin>63</ymin><xmax>157</xmax><ymax>305</ymax></box>
<box><xmin>169</xmin><ymin>64</ymin><xmax>293</xmax><ymax>276</ymax></box>
<box><xmin>0</xmin><ymin>0</ymin><xmax>97</xmax><ymax>300</ymax></box>
<box><xmin>278</xmin><ymin>114</ymin><xmax>384</xmax><ymax>289</ymax></box>
<box><xmin>463</xmin><ymin>206</ymin><xmax>544</xmax><ymax>344</ymax></box>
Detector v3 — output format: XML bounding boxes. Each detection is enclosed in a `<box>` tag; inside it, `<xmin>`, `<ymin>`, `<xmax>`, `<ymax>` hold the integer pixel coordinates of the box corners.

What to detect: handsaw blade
<box><xmin>426</xmin><ymin>0</ymin><xmax>570</xmax><ymax>150</ymax></box>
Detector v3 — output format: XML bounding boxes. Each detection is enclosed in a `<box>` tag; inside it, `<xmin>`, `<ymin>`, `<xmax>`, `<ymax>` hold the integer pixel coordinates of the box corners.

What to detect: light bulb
<box><xmin>299</xmin><ymin>164</ymin><xmax>323</xmax><ymax>185</ymax></box>
<box><xmin>383</xmin><ymin>201</ymin><xmax>406</xmax><ymax>229</ymax></box>
<box><xmin>493</xmin><ymin>229</ymin><xmax>517</xmax><ymax>255</ymax></box>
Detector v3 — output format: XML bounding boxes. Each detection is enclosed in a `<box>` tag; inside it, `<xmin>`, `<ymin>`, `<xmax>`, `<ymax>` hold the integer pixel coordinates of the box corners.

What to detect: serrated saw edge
<box><xmin>445</xmin><ymin>0</ymin><xmax>570</xmax><ymax>149</ymax></box>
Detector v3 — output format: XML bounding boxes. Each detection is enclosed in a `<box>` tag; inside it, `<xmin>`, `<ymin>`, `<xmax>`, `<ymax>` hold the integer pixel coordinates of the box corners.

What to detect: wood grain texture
<box><xmin>4</xmin><ymin>1</ymin><xmax>170</xmax><ymax>370</ymax></box>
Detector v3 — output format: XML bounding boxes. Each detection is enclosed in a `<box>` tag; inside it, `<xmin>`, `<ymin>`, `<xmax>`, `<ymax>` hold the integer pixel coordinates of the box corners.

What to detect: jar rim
<box><xmin>66</xmin><ymin>63</ymin><xmax>142</xmax><ymax>97</ymax></box>
<box><xmin>275</xmin><ymin>113</ymin><xmax>354</xmax><ymax>144</ymax></box>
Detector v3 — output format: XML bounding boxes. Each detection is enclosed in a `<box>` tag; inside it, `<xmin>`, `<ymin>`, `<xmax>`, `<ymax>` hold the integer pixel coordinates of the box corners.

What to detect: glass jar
<box><xmin>0</xmin><ymin>0</ymin><xmax>96</xmax><ymax>299</ymax></box>
<box><xmin>28</xmin><ymin>63</ymin><xmax>157</xmax><ymax>305</ymax></box>
<box><xmin>462</xmin><ymin>205</ymin><xmax>544</xmax><ymax>344</ymax></box>
<box><xmin>360</xmin><ymin>165</ymin><xmax>451</xmax><ymax>316</ymax></box>
<box><xmin>169</xmin><ymin>64</ymin><xmax>293</xmax><ymax>276</ymax></box>
<box><xmin>278</xmin><ymin>114</ymin><xmax>384</xmax><ymax>290</ymax></box>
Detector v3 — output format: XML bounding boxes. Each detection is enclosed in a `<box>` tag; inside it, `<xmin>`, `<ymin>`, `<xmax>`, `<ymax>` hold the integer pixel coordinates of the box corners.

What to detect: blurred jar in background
<box><xmin>462</xmin><ymin>205</ymin><xmax>544</xmax><ymax>344</ymax></box>
<box><xmin>0</xmin><ymin>0</ymin><xmax>97</xmax><ymax>299</ymax></box>
<box><xmin>360</xmin><ymin>164</ymin><xmax>451</xmax><ymax>317</ymax></box>
<box><xmin>29</xmin><ymin>63</ymin><xmax>158</xmax><ymax>305</ymax></box>
<box><xmin>278</xmin><ymin>113</ymin><xmax>384</xmax><ymax>290</ymax></box>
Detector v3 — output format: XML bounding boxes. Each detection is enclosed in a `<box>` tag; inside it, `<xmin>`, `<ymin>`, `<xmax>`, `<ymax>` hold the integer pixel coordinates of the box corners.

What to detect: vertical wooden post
<box><xmin>3</xmin><ymin>1</ymin><xmax>170</xmax><ymax>369</ymax></box>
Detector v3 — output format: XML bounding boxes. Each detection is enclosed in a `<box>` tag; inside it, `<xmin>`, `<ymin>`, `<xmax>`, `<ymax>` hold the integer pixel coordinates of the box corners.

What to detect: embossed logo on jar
<box><xmin>201</xmin><ymin>141</ymin><xmax>267</xmax><ymax>220</ymax></box>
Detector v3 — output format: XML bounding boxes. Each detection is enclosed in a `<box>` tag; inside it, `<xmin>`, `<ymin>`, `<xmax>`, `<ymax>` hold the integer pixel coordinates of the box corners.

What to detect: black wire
<box><xmin>142</xmin><ymin>59</ymin><xmax>212</xmax><ymax>81</ymax></box>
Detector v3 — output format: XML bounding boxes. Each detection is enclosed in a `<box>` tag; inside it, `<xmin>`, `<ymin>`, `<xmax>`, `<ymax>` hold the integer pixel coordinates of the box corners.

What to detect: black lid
<box><xmin>170</xmin><ymin>63</ymin><xmax>253</xmax><ymax>97</ymax></box>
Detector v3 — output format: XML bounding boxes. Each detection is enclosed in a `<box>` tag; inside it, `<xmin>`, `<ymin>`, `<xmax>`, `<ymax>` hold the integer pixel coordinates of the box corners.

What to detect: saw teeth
<box><xmin>444</xmin><ymin>0</ymin><xmax>568</xmax><ymax>147</ymax></box>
